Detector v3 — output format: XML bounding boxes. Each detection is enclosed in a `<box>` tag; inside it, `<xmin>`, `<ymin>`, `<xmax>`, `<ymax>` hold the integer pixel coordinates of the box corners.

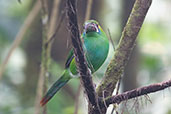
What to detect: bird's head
<box><xmin>83</xmin><ymin>20</ymin><xmax>103</xmax><ymax>35</ymax></box>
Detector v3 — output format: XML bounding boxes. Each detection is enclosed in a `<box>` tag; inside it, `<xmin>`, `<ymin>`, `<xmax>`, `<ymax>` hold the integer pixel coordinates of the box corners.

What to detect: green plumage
<box><xmin>40</xmin><ymin>20</ymin><xmax>109</xmax><ymax>106</ymax></box>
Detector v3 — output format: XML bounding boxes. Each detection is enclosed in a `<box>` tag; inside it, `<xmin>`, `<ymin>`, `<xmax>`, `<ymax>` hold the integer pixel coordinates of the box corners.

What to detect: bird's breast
<box><xmin>83</xmin><ymin>36</ymin><xmax>109</xmax><ymax>73</ymax></box>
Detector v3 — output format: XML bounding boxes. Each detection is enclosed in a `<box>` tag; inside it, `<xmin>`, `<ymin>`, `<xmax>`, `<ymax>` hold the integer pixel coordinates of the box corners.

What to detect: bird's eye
<box><xmin>96</xmin><ymin>24</ymin><xmax>99</xmax><ymax>28</ymax></box>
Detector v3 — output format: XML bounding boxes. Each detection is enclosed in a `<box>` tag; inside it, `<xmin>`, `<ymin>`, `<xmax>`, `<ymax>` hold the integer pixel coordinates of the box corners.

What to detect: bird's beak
<box><xmin>85</xmin><ymin>23</ymin><xmax>98</xmax><ymax>33</ymax></box>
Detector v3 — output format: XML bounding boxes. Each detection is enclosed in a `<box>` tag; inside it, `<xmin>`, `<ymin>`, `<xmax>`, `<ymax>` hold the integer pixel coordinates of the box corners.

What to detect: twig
<box><xmin>116</xmin><ymin>76</ymin><xmax>122</xmax><ymax>95</ymax></box>
<box><xmin>107</xmin><ymin>28</ymin><xmax>115</xmax><ymax>51</ymax></box>
<box><xmin>0</xmin><ymin>0</ymin><xmax>41</xmax><ymax>80</ymax></box>
<box><xmin>85</xmin><ymin>0</ymin><xmax>93</xmax><ymax>21</ymax></box>
<box><xmin>111</xmin><ymin>76</ymin><xmax>122</xmax><ymax>114</ymax></box>
<box><xmin>74</xmin><ymin>0</ymin><xmax>93</xmax><ymax>113</ymax></box>
<box><xmin>48</xmin><ymin>0</ymin><xmax>61</xmax><ymax>38</ymax></box>
<box><xmin>105</xmin><ymin>79</ymin><xmax>171</xmax><ymax>106</ymax></box>
<box><xmin>66</xmin><ymin>0</ymin><xmax>100</xmax><ymax>113</ymax></box>
<box><xmin>45</xmin><ymin>11</ymin><xmax>65</xmax><ymax>46</ymax></box>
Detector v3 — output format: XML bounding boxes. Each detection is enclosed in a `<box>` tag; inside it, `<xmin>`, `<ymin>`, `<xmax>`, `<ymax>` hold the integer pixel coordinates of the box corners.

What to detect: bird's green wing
<box><xmin>65</xmin><ymin>49</ymin><xmax>74</xmax><ymax>68</ymax></box>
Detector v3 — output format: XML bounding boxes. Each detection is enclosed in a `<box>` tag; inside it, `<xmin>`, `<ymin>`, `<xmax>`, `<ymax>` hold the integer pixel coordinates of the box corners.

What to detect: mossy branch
<box><xmin>94</xmin><ymin>0</ymin><xmax>152</xmax><ymax>113</ymax></box>
<box><xmin>34</xmin><ymin>0</ymin><xmax>49</xmax><ymax>114</ymax></box>
<box><xmin>97</xmin><ymin>0</ymin><xmax>152</xmax><ymax>97</ymax></box>
<box><xmin>104</xmin><ymin>79</ymin><xmax>171</xmax><ymax>106</ymax></box>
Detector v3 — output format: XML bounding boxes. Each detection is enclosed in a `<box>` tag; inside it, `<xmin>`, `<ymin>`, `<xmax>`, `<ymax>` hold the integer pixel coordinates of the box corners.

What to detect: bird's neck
<box><xmin>84</xmin><ymin>32</ymin><xmax>105</xmax><ymax>38</ymax></box>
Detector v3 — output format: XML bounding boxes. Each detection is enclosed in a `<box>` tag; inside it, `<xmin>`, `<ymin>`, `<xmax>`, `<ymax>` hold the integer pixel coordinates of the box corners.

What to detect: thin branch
<box><xmin>34</xmin><ymin>0</ymin><xmax>49</xmax><ymax>114</ymax></box>
<box><xmin>105</xmin><ymin>79</ymin><xmax>171</xmax><ymax>106</ymax></box>
<box><xmin>0</xmin><ymin>0</ymin><xmax>41</xmax><ymax>79</ymax></box>
<box><xmin>45</xmin><ymin>11</ymin><xmax>65</xmax><ymax>46</ymax></box>
<box><xmin>66</xmin><ymin>0</ymin><xmax>100</xmax><ymax>113</ymax></box>
<box><xmin>48</xmin><ymin>0</ymin><xmax>61</xmax><ymax>38</ymax></box>
<box><xmin>111</xmin><ymin>76</ymin><xmax>122</xmax><ymax>114</ymax></box>
<box><xmin>107</xmin><ymin>28</ymin><xmax>115</xmax><ymax>51</ymax></box>
<box><xmin>85</xmin><ymin>0</ymin><xmax>93</xmax><ymax>21</ymax></box>
<box><xmin>97</xmin><ymin>0</ymin><xmax>152</xmax><ymax>97</ymax></box>
<box><xmin>74</xmin><ymin>0</ymin><xmax>93</xmax><ymax>113</ymax></box>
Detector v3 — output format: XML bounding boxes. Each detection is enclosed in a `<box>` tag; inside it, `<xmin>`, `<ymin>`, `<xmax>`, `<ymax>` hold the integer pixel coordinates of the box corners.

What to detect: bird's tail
<box><xmin>40</xmin><ymin>70</ymin><xmax>71</xmax><ymax>106</ymax></box>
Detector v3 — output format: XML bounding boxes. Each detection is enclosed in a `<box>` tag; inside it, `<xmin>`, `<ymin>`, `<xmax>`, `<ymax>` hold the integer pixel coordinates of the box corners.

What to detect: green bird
<box><xmin>40</xmin><ymin>20</ymin><xmax>109</xmax><ymax>106</ymax></box>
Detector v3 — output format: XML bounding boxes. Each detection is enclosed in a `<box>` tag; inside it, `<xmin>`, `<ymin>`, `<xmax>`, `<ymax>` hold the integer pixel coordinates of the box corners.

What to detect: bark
<box><xmin>105</xmin><ymin>79</ymin><xmax>171</xmax><ymax>105</ymax></box>
<box><xmin>66</xmin><ymin>0</ymin><xmax>101</xmax><ymax>113</ymax></box>
<box><xmin>96</xmin><ymin>0</ymin><xmax>152</xmax><ymax>113</ymax></box>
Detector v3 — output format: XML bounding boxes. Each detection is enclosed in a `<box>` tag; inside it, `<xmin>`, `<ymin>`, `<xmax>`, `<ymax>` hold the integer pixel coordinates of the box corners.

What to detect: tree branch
<box><xmin>34</xmin><ymin>0</ymin><xmax>49</xmax><ymax>114</ymax></box>
<box><xmin>104</xmin><ymin>79</ymin><xmax>171</xmax><ymax>106</ymax></box>
<box><xmin>74</xmin><ymin>0</ymin><xmax>93</xmax><ymax>113</ymax></box>
<box><xmin>66</xmin><ymin>0</ymin><xmax>100</xmax><ymax>113</ymax></box>
<box><xmin>94</xmin><ymin>0</ymin><xmax>152</xmax><ymax>113</ymax></box>
<box><xmin>97</xmin><ymin>0</ymin><xmax>152</xmax><ymax>97</ymax></box>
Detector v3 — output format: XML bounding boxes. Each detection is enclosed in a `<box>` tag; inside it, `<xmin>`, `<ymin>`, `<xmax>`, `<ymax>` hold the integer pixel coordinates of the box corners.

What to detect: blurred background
<box><xmin>0</xmin><ymin>0</ymin><xmax>171</xmax><ymax>114</ymax></box>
